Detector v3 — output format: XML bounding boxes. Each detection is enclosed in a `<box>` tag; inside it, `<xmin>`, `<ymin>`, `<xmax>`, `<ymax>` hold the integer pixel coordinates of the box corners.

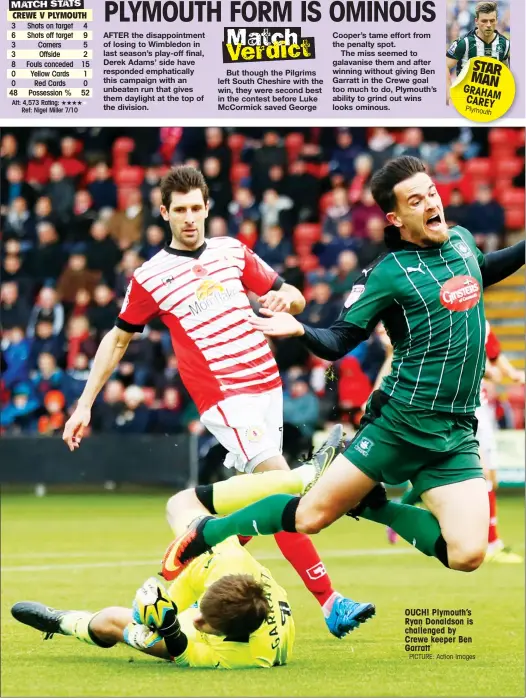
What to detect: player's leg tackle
<box><xmin>165</xmin><ymin>425</ymin><xmax>375</xmax><ymax>638</ymax></box>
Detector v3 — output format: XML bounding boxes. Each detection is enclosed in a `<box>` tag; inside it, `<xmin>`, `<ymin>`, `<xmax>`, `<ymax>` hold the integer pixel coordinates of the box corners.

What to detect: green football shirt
<box><xmin>447</xmin><ymin>29</ymin><xmax>510</xmax><ymax>76</ymax></box>
<box><xmin>342</xmin><ymin>226</ymin><xmax>486</xmax><ymax>414</ymax></box>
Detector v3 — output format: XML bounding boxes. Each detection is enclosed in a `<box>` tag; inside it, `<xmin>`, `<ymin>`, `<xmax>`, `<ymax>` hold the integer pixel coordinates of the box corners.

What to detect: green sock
<box><xmin>203</xmin><ymin>494</ymin><xmax>295</xmax><ymax>548</ymax></box>
<box><xmin>360</xmin><ymin>501</ymin><xmax>442</xmax><ymax>558</ymax></box>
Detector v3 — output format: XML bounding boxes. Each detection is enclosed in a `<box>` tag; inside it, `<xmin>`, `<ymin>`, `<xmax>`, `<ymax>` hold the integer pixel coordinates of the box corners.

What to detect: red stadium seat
<box><xmin>492</xmin><ymin>156</ymin><xmax>524</xmax><ymax>179</ymax></box>
<box><xmin>504</xmin><ymin>207</ymin><xmax>525</xmax><ymax>230</ymax></box>
<box><xmin>295</xmin><ymin>243</ymin><xmax>313</xmax><ymax>257</ymax></box>
<box><xmin>285</xmin><ymin>132</ymin><xmax>304</xmax><ymax>163</ymax></box>
<box><xmin>293</xmin><ymin>223</ymin><xmax>321</xmax><ymax>246</ymax></box>
<box><xmin>230</xmin><ymin>162</ymin><xmax>250</xmax><ymax>184</ymax></box>
<box><xmin>497</xmin><ymin>187</ymin><xmax>525</xmax><ymax>208</ymax></box>
<box><xmin>298</xmin><ymin>254</ymin><xmax>320</xmax><ymax>272</ymax></box>
<box><xmin>435</xmin><ymin>182</ymin><xmax>455</xmax><ymax>207</ymax></box>
<box><xmin>113</xmin><ymin>165</ymin><xmax>144</xmax><ymax>187</ymax></box>
<box><xmin>118</xmin><ymin>186</ymin><xmax>138</xmax><ymax>210</ymax></box>
<box><xmin>227</xmin><ymin>133</ymin><xmax>245</xmax><ymax>164</ymax></box>
<box><xmin>463</xmin><ymin>158</ymin><xmax>491</xmax><ymax>179</ymax></box>
<box><xmin>112</xmin><ymin>137</ymin><xmax>135</xmax><ymax>157</ymax></box>
<box><xmin>488</xmin><ymin>128</ymin><xmax>520</xmax><ymax>147</ymax></box>
<box><xmin>319</xmin><ymin>190</ymin><xmax>334</xmax><ymax>214</ymax></box>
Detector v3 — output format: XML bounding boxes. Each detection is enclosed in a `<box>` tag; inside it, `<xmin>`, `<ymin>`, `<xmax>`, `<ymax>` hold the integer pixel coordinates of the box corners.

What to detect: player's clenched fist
<box><xmin>258</xmin><ymin>290</ymin><xmax>291</xmax><ymax>313</ymax></box>
<box><xmin>62</xmin><ymin>404</ymin><xmax>91</xmax><ymax>452</ymax></box>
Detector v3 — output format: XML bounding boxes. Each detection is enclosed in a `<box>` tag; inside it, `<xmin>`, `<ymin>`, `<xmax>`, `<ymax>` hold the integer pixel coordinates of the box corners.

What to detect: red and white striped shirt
<box><xmin>480</xmin><ymin>321</ymin><xmax>501</xmax><ymax>406</ymax></box>
<box><xmin>116</xmin><ymin>237</ymin><xmax>282</xmax><ymax>414</ymax></box>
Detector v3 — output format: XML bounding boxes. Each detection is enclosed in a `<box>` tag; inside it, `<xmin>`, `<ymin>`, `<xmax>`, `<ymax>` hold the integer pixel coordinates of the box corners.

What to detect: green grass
<box><xmin>1</xmin><ymin>493</ymin><xmax>524</xmax><ymax>696</ymax></box>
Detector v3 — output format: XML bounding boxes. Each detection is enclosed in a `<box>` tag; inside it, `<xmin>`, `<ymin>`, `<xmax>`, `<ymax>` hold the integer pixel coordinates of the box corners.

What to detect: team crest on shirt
<box><xmin>355</xmin><ymin>436</ymin><xmax>374</xmax><ymax>457</ymax></box>
<box><xmin>246</xmin><ymin>426</ymin><xmax>264</xmax><ymax>442</ymax></box>
<box><xmin>452</xmin><ymin>240</ymin><xmax>473</xmax><ymax>259</ymax></box>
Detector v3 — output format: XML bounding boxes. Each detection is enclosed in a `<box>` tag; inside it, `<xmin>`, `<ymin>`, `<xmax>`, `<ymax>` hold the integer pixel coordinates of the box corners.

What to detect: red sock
<box><xmin>237</xmin><ymin>535</ymin><xmax>253</xmax><ymax>547</ymax></box>
<box><xmin>274</xmin><ymin>531</ymin><xmax>334</xmax><ymax>607</ymax></box>
<box><xmin>488</xmin><ymin>488</ymin><xmax>499</xmax><ymax>544</ymax></box>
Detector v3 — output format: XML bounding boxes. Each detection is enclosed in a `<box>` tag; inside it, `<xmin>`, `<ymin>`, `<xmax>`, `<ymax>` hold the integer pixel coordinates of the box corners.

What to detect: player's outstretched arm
<box><xmin>62</xmin><ymin>326</ymin><xmax>134</xmax><ymax>451</ymax></box>
<box><xmin>480</xmin><ymin>240</ymin><xmax>525</xmax><ymax>288</ymax></box>
<box><xmin>258</xmin><ymin>282</ymin><xmax>305</xmax><ymax>315</ymax></box>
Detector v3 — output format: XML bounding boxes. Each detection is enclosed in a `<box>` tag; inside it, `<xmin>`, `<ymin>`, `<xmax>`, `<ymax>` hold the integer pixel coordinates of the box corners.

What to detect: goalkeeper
<box><xmin>11</xmin><ymin>435</ymin><xmax>373</xmax><ymax>668</ymax></box>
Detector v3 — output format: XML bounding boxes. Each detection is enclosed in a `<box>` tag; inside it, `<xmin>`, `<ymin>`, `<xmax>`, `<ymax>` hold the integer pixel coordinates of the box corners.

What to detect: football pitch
<box><xmin>1</xmin><ymin>492</ymin><xmax>524</xmax><ymax>697</ymax></box>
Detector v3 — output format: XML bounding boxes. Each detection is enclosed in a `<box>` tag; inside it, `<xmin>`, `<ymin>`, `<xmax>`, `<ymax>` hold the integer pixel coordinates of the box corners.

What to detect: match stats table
<box><xmin>7</xmin><ymin>0</ymin><xmax>93</xmax><ymax>115</ymax></box>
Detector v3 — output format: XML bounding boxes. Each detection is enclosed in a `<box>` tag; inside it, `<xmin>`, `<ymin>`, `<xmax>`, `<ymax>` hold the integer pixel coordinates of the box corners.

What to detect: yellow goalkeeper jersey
<box><xmin>167</xmin><ymin>537</ymin><xmax>295</xmax><ymax>669</ymax></box>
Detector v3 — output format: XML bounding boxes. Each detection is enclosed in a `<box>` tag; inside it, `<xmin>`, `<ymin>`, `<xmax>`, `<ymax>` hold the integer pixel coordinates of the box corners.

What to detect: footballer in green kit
<box><xmin>168</xmin><ymin>155</ymin><xmax>525</xmax><ymax>581</ymax></box>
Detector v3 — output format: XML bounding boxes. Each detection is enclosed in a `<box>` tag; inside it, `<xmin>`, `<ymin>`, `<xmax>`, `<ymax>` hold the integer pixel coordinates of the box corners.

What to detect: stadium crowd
<box><xmin>1</xmin><ymin>126</ymin><xmax>524</xmax><ymax>477</ymax></box>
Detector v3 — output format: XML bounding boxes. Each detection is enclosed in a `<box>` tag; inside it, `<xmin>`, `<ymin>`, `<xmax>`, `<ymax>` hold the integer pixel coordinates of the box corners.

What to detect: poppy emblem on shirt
<box><xmin>193</xmin><ymin>264</ymin><xmax>208</xmax><ymax>278</ymax></box>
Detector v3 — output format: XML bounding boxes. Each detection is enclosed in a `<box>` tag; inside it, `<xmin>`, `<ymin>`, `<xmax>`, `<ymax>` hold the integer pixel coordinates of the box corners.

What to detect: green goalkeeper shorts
<box><xmin>343</xmin><ymin>390</ymin><xmax>484</xmax><ymax>500</ymax></box>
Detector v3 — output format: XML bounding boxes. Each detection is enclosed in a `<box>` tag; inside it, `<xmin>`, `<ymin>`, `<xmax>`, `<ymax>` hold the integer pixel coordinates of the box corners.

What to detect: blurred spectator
<box><xmin>107</xmin><ymin>188</ymin><xmax>143</xmax><ymax>249</ymax></box>
<box><xmin>254</xmin><ymin>225</ymin><xmax>292</xmax><ymax>274</ymax></box>
<box><xmin>330</xmin><ymin>250</ymin><xmax>361</xmax><ymax>298</ymax></box>
<box><xmin>26</xmin><ymin>287</ymin><xmax>65</xmax><ymax>338</ymax></box>
<box><xmin>2</xmin><ymin>253</ymin><xmax>34</xmax><ymax>300</ymax></box>
<box><xmin>2</xmin><ymin>162</ymin><xmax>35</xmax><ymax>209</ymax></box>
<box><xmin>4</xmin><ymin>196</ymin><xmax>36</xmax><ymax>250</ymax></box>
<box><xmin>114</xmin><ymin>249</ymin><xmax>143</xmax><ymax>299</ymax></box>
<box><xmin>140</xmin><ymin>224</ymin><xmax>165</xmax><ymax>260</ymax></box>
<box><xmin>368</xmin><ymin>127</ymin><xmax>396</xmax><ymax>169</ymax></box>
<box><xmin>87</xmin><ymin>161</ymin><xmax>118</xmax><ymax>210</ymax></box>
<box><xmin>85</xmin><ymin>220</ymin><xmax>122</xmax><ymax>286</ymax></box>
<box><xmin>26</xmin><ymin>141</ymin><xmax>53</xmax><ymax>189</ymax></box>
<box><xmin>29</xmin><ymin>222</ymin><xmax>67</xmax><ymax>283</ymax></box>
<box><xmin>29</xmin><ymin>319</ymin><xmax>64</xmax><ymax>368</ymax></box>
<box><xmin>434</xmin><ymin>151</ymin><xmax>463</xmax><ymax>184</ymax></box>
<box><xmin>283</xmin><ymin>378</ymin><xmax>320</xmax><ymax>461</ymax></box>
<box><xmin>349</xmin><ymin>153</ymin><xmax>373</xmax><ymax>204</ymax></box>
<box><xmin>37</xmin><ymin>389</ymin><xmax>67</xmax><ymax>436</ymax></box>
<box><xmin>156</xmin><ymin>354</ymin><xmax>186</xmax><ymax>394</ymax></box>
<box><xmin>142</xmin><ymin>186</ymin><xmax>165</xmax><ymax>232</ymax></box>
<box><xmin>34</xmin><ymin>196</ymin><xmax>60</xmax><ymax>234</ymax></box>
<box><xmin>46</xmin><ymin>162</ymin><xmax>76</xmax><ymax>226</ymax></box>
<box><xmin>207</xmin><ymin>216</ymin><xmax>228</xmax><ymax>238</ymax></box>
<box><xmin>202</xmin><ymin>156</ymin><xmax>232</xmax><ymax>218</ymax></box>
<box><xmin>259</xmin><ymin>188</ymin><xmax>294</xmax><ymax>236</ymax></box>
<box><xmin>2</xmin><ymin>326</ymin><xmax>32</xmax><ymax>388</ymax></box>
<box><xmin>299</xmin><ymin>282</ymin><xmax>341</xmax><ymax>328</ymax></box>
<box><xmin>63</xmin><ymin>352</ymin><xmax>90</xmax><ymax>407</ymax></box>
<box><xmin>31</xmin><ymin>352</ymin><xmax>65</xmax><ymax>401</ymax></box>
<box><xmin>356</xmin><ymin>217</ymin><xmax>387</xmax><ymax>268</ymax></box>
<box><xmin>1</xmin><ymin>281</ymin><xmax>31</xmax><ymax>330</ymax></box>
<box><xmin>57</xmin><ymin>136</ymin><xmax>86</xmax><ymax>180</ymax></box>
<box><xmin>71</xmin><ymin>189</ymin><xmax>98</xmax><ymax>243</ymax></box>
<box><xmin>322</xmin><ymin>187</ymin><xmax>352</xmax><ymax>238</ymax></box>
<box><xmin>252</xmin><ymin>131</ymin><xmax>287</xmax><ymax>197</ymax></box>
<box><xmin>91</xmin><ymin>379</ymin><xmax>125</xmax><ymax>432</ymax></box>
<box><xmin>56</xmin><ymin>253</ymin><xmax>102</xmax><ymax>305</ymax></box>
<box><xmin>281</xmin><ymin>254</ymin><xmax>305</xmax><ymax>293</ymax></box>
<box><xmin>111</xmin><ymin>385</ymin><xmax>151</xmax><ymax>433</ymax></box>
<box><xmin>316</xmin><ymin>219</ymin><xmax>358</xmax><ymax>270</ymax></box>
<box><xmin>444</xmin><ymin>188</ymin><xmax>470</xmax><ymax>228</ymax></box>
<box><xmin>337</xmin><ymin>355</ymin><xmax>372</xmax><ymax>425</ymax></box>
<box><xmin>287</xmin><ymin>159</ymin><xmax>320</xmax><ymax>223</ymax></box>
<box><xmin>203</xmin><ymin>127</ymin><xmax>231</xmax><ymax>175</ymax></box>
<box><xmin>141</xmin><ymin>166</ymin><xmax>162</xmax><ymax>201</ymax></box>
<box><xmin>65</xmin><ymin>315</ymin><xmax>97</xmax><ymax>368</ymax></box>
<box><xmin>329</xmin><ymin>129</ymin><xmax>364</xmax><ymax>180</ymax></box>
<box><xmin>237</xmin><ymin>219</ymin><xmax>258</xmax><ymax>249</ymax></box>
<box><xmin>227</xmin><ymin>187</ymin><xmax>260</xmax><ymax>236</ymax></box>
<box><xmin>1</xmin><ymin>133</ymin><xmax>20</xmax><ymax>195</ymax></box>
<box><xmin>393</xmin><ymin>127</ymin><xmax>436</xmax><ymax>162</ymax></box>
<box><xmin>351</xmin><ymin>187</ymin><xmax>384</xmax><ymax>239</ymax></box>
<box><xmin>151</xmin><ymin>386</ymin><xmax>183</xmax><ymax>434</ymax></box>
<box><xmin>71</xmin><ymin>288</ymin><xmax>91</xmax><ymax>317</ymax></box>
<box><xmin>86</xmin><ymin>284</ymin><xmax>119</xmax><ymax>337</ymax></box>
<box><xmin>467</xmin><ymin>184</ymin><xmax>505</xmax><ymax>252</ymax></box>
<box><xmin>0</xmin><ymin>382</ymin><xmax>40</xmax><ymax>433</ymax></box>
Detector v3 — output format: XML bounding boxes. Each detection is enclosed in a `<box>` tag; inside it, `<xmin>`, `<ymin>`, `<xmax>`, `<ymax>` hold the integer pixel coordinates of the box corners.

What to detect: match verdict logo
<box><xmin>222</xmin><ymin>27</ymin><xmax>316</xmax><ymax>64</ymax></box>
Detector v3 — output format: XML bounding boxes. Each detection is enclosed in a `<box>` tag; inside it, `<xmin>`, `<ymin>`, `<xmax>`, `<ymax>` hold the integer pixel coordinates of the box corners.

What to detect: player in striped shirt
<box><xmin>167</xmin><ymin>156</ymin><xmax>525</xmax><ymax>580</ymax></box>
<box><xmin>446</xmin><ymin>1</ymin><xmax>510</xmax><ymax>102</ymax></box>
<box><xmin>62</xmin><ymin>165</ymin><xmax>374</xmax><ymax>639</ymax></box>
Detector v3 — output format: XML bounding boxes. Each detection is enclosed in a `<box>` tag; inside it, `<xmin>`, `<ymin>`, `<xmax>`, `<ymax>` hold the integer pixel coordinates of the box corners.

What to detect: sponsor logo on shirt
<box><xmin>439</xmin><ymin>275</ymin><xmax>481</xmax><ymax>311</ymax></box>
<box><xmin>189</xmin><ymin>279</ymin><xmax>237</xmax><ymax>315</ymax></box>
<box><xmin>344</xmin><ymin>284</ymin><xmax>365</xmax><ymax>308</ymax></box>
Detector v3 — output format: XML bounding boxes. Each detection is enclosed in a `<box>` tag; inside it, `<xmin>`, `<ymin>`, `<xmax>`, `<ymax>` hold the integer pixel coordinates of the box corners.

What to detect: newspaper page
<box><xmin>1</xmin><ymin>0</ymin><xmax>524</xmax><ymax>696</ymax></box>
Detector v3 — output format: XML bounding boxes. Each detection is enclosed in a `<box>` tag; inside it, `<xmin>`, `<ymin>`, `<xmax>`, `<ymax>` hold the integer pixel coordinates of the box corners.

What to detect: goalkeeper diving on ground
<box><xmin>11</xmin><ymin>426</ymin><xmax>375</xmax><ymax>669</ymax></box>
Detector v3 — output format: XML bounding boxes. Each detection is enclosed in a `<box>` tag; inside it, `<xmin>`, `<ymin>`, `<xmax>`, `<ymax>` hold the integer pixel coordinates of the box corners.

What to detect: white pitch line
<box><xmin>2</xmin><ymin>548</ymin><xmax>416</xmax><ymax>573</ymax></box>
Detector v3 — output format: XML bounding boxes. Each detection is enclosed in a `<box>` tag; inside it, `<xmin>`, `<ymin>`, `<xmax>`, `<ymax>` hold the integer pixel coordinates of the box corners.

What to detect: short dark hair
<box><xmin>370</xmin><ymin>156</ymin><xmax>426</xmax><ymax>213</ymax></box>
<box><xmin>475</xmin><ymin>2</ymin><xmax>497</xmax><ymax>18</ymax></box>
<box><xmin>200</xmin><ymin>574</ymin><xmax>270</xmax><ymax>637</ymax></box>
<box><xmin>160</xmin><ymin>166</ymin><xmax>209</xmax><ymax>209</ymax></box>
